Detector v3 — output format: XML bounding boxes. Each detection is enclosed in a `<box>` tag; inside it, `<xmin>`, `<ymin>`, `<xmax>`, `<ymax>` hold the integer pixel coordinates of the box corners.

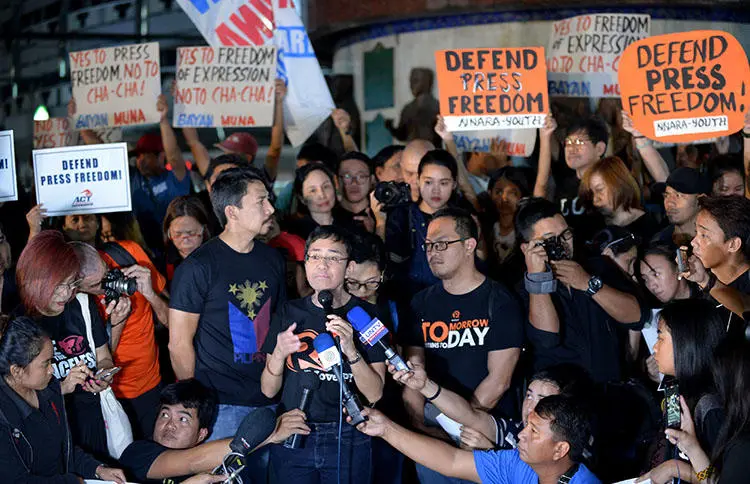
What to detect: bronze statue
<box><xmin>386</xmin><ymin>68</ymin><xmax>441</xmax><ymax>146</ymax></box>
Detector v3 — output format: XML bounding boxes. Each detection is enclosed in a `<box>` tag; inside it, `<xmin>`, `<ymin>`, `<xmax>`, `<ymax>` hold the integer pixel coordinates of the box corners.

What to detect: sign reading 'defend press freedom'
<box><xmin>0</xmin><ymin>131</ymin><xmax>18</xmax><ymax>202</ymax></box>
<box><xmin>619</xmin><ymin>30</ymin><xmax>750</xmax><ymax>143</ymax></box>
<box><xmin>547</xmin><ymin>13</ymin><xmax>650</xmax><ymax>97</ymax></box>
<box><xmin>69</xmin><ymin>43</ymin><xmax>162</xmax><ymax>129</ymax></box>
<box><xmin>173</xmin><ymin>45</ymin><xmax>277</xmax><ymax>128</ymax></box>
<box><xmin>33</xmin><ymin>143</ymin><xmax>131</xmax><ymax>216</ymax></box>
<box><xmin>435</xmin><ymin>48</ymin><xmax>549</xmax><ymax>132</ymax></box>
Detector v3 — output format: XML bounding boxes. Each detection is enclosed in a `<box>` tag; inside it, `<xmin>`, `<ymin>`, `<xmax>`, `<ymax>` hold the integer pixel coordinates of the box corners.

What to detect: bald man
<box><xmin>401</xmin><ymin>139</ymin><xmax>435</xmax><ymax>202</ymax></box>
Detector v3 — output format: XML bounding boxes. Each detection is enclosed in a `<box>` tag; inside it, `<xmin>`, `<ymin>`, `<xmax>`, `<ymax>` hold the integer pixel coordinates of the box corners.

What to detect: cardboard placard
<box><xmin>547</xmin><ymin>14</ymin><xmax>650</xmax><ymax>98</ymax></box>
<box><xmin>435</xmin><ymin>47</ymin><xmax>549</xmax><ymax>132</ymax></box>
<box><xmin>69</xmin><ymin>42</ymin><xmax>162</xmax><ymax>129</ymax></box>
<box><xmin>33</xmin><ymin>118</ymin><xmax>80</xmax><ymax>149</ymax></box>
<box><xmin>173</xmin><ymin>45</ymin><xmax>277</xmax><ymax>128</ymax></box>
<box><xmin>33</xmin><ymin>143</ymin><xmax>132</xmax><ymax>216</ymax></box>
<box><xmin>619</xmin><ymin>30</ymin><xmax>750</xmax><ymax>143</ymax></box>
<box><xmin>0</xmin><ymin>131</ymin><xmax>18</xmax><ymax>202</ymax></box>
<box><xmin>453</xmin><ymin>129</ymin><xmax>537</xmax><ymax>156</ymax></box>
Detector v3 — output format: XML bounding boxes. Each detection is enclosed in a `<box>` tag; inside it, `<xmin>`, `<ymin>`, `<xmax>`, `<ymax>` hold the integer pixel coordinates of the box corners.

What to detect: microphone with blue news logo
<box><xmin>347</xmin><ymin>306</ymin><xmax>410</xmax><ymax>372</ymax></box>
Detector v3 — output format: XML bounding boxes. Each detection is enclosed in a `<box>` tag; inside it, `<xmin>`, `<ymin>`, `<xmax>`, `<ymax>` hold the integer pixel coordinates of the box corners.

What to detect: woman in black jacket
<box><xmin>0</xmin><ymin>316</ymin><xmax>125</xmax><ymax>483</ymax></box>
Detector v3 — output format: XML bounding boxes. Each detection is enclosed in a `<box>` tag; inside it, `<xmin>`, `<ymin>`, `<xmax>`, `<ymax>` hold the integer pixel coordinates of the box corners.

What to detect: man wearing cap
<box><xmin>652</xmin><ymin>167</ymin><xmax>707</xmax><ymax>249</ymax></box>
<box><xmin>131</xmin><ymin>95</ymin><xmax>190</xmax><ymax>254</ymax></box>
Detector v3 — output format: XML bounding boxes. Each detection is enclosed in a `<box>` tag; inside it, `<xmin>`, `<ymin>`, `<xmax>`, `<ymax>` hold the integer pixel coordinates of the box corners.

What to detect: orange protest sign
<box><xmin>435</xmin><ymin>47</ymin><xmax>549</xmax><ymax>132</ymax></box>
<box><xmin>619</xmin><ymin>30</ymin><xmax>750</xmax><ymax>143</ymax></box>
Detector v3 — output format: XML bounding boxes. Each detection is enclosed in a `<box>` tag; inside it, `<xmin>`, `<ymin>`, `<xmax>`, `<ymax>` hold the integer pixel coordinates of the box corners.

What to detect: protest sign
<box><xmin>547</xmin><ymin>14</ymin><xmax>650</xmax><ymax>97</ymax></box>
<box><xmin>0</xmin><ymin>131</ymin><xmax>17</xmax><ymax>202</ymax></box>
<box><xmin>619</xmin><ymin>30</ymin><xmax>750</xmax><ymax>143</ymax></box>
<box><xmin>435</xmin><ymin>47</ymin><xmax>549</xmax><ymax>132</ymax></box>
<box><xmin>33</xmin><ymin>143</ymin><xmax>131</xmax><ymax>216</ymax></box>
<box><xmin>33</xmin><ymin>118</ymin><xmax>80</xmax><ymax>148</ymax></box>
<box><xmin>93</xmin><ymin>127</ymin><xmax>123</xmax><ymax>144</ymax></box>
<box><xmin>175</xmin><ymin>0</ymin><xmax>335</xmax><ymax>146</ymax></box>
<box><xmin>173</xmin><ymin>45</ymin><xmax>277</xmax><ymax>128</ymax></box>
<box><xmin>69</xmin><ymin>42</ymin><xmax>162</xmax><ymax>129</ymax></box>
<box><xmin>453</xmin><ymin>129</ymin><xmax>537</xmax><ymax>156</ymax></box>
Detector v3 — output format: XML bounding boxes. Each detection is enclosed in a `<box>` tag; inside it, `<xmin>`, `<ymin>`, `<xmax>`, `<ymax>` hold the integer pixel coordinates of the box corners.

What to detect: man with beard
<box><xmin>169</xmin><ymin>167</ymin><xmax>286</xmax><ymax>482</ymax></box>
<box><xmin>400</xmin><ymin>207</ymin><xmax>523</xmax><ymax>484</ymax></box>
<box><xmin>652</xmin><ymin>167</ymin><xmax>708</xmax><ymax>249</ymax></box>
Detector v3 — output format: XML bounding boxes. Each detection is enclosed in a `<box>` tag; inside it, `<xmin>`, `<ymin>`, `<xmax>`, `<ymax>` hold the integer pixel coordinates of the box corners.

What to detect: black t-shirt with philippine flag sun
<box><xmin>402</xmin><ymin>278</ymin><xmax>524</xmax><ymax>401</ymax></box>
<box><xmin>262</xmin><ymin>296</ymin><xmax>386</xmax><ymax>423</ymax></box>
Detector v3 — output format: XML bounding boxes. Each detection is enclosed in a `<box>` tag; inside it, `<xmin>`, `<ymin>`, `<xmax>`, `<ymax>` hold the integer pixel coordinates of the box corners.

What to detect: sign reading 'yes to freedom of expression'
<box><xmin>33</xmin><ymin>143</ymin><xmax>132</xmax><ymax>216</ymax></box>
<box><xmin>547</xmin><ymin>14</ymin><xmax>650</xmax><ymax>98</ymax></box>
<box><xmin>619</xmin><ymin>30</ymin><xmax>750</xmax><ymax>143</ymax></box>
<box><xmin>435</xmin><ymin>48</ymin><xmax>549</xmax><ymax>132</ymax></box>
<box><xmin>0</xmin><ymin>131</ymin><xmax>17</xmax><ymax>202</ymax></box>
<box><xmin>69</xmin><ymin>42</ymin><xmax>162</xmax><ymax>129</ymax></box>
<box><xmin>173</xmin><ymin>45</ymin><xmax>277</xmax><ymax>128</ymax></box>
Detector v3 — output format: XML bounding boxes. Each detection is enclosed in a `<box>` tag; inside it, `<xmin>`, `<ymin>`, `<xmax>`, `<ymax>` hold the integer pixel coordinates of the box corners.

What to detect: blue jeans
<box><xmin>372</xmin><ymin>436</ymin><xmax>404</xmax><ymax>484</ymax></box>
<box><xmin>209</xmin><ymin>403</ymin><xmax>276</xmax><ymax>483</ymax></box>
<box><xmin>270</xmin><ymin>421</ymin><xmax>371</xmax><ymax>484</ymax></box>
<box><xmin>416</xmin><ymin>463</ymin><xmax>475</xmax><ymax>484</ymax></box>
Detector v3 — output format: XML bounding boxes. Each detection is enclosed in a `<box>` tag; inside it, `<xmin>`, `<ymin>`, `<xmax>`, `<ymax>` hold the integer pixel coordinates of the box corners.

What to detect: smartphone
<box><xmin>664</xmin><ymin>382</ymin><xmax>681</xmax><ymax>430</ymax></box>
<box><xmin>93</xmin><ymin>366</ymin><xmax>121</xmax><ymax>381</ymax></box>
<box><xmin>676</xmin><ymin>246</ymin><xmax>688</xmax><ymax>274</ymax></box>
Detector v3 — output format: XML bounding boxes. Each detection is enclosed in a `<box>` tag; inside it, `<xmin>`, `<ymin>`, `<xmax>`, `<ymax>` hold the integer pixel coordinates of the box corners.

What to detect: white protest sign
<box><xmin>69</xmin><ymin>42</ymin><xmax>161</xmax><ymax>129</ymax></box>
<box><xmin>174</xmin><ymin>45</ymin><xmax>277</xmax><ymax>128</ymax></box>
<box><xmin>93</xmin><ymin>126</ymin><xmax>124</xmax><ymax>143</ymax></box>
<box><xmin>453</xmin><ymin>129</ymin><xmax>537</xmax><ymax>156</ymax></box>
<box><xmin>33</xmin><ymin>118</ymin><xmax>80</xmax><ymax>148</ymax></box>
<box><xmin>33</xmin><ymin>143</ymin><xmax>131</xmax><ymax>216</ymax></box>
<box><xmin>547</xmin><ymin>14</ymin><xmax>650</xmax><ymax>98</ymax></box>
<box><xmin>0</xmin><ymin>131</ymin><xmax>18</xmax><ymax>202</ymax></box>
<box><xmin>175</xmin><ymin>0</ymin><xmax>335</xmax><ymax>146</ymax></box>
<box><xmin>274</xmin><ymin>0</ymin><xmax>335</xmax><ymax>146</ymax></box>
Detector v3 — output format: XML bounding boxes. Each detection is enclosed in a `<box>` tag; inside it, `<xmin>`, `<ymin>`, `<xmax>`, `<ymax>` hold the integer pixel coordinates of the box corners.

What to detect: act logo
<box><xmin>72</xmin><ymin>189</ymin><xmax>93</xmax><ymax>207</ymax></box>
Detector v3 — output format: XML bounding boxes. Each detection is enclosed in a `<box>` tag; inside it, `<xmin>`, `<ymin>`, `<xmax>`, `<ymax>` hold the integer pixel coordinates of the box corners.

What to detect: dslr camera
<box><xmin>102</xmin><ymin>268</ymin><xmax>137</xmax><ymax>304</ymax></box>
<box><xmin>374</xmin><ymin>181</ymin><xmax>411</xmax><ymax>211</ymax></box>
<box><xmin>539</xmin><ymin>236</ymin><xmax>570</xmax><ymax>262</ymax></box>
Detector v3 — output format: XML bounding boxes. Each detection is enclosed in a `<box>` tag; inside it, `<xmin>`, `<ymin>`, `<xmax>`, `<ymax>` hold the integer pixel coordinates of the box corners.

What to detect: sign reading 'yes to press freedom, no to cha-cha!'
<box><xmin>619</xmin><ymin>30</ymin><xmax>750</xmax><ymax>143</ymax></box>
<box><xmin>33</xmin><ymin>143</ymin><xmax>132</xmax><ymax>216</ymax></box>
<box><xmin>173</xmin><ymin>45</ymin><xmax>277</xmax><ymax>128</ymax></box>
<box><xmin>435</xmin><ymin>47</ymin><xmax>549</xmax><ymax>132</ymax></box>
<box><xmin>69</xmin><ymin>42</ymin><xmax>162</xmax><ymax>129</ymax></box>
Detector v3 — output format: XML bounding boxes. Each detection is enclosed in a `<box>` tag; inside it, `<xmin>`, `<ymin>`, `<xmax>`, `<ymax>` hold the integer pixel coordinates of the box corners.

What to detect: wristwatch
<box><xmin>585</xmin><ymin>276</ymin><xmax>603</xmax><ymax>296</ymax></box>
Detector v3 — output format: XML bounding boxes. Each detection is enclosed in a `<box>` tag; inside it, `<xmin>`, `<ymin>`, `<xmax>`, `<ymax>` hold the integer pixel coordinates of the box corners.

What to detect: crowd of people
<box><xmin>0</xmin><ymin>73</ymin><xmax>750</xmax><ymax>484</ymax></box>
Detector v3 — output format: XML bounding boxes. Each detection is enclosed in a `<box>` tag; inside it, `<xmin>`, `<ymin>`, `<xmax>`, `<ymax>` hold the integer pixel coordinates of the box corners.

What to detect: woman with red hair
<box><xmin>15</xmin><ymin>230</ymin><xmax>118</xmax><ymax>460</ymax></box>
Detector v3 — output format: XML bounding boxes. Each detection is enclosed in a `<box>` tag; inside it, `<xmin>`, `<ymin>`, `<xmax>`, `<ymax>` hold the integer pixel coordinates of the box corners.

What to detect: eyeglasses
<box><xmin>305</xmin><ymin>254</ymin><xmax>348</xmax><ymax>265</ymax></box>
<box><xmin>543</xmin><ymin>229</ymin><xmax>574</xmax><ymax>244</ymax></box>
<box><xmin>340</xmin><ymin>173</ymin><xmax>370</xmax><ymax>185</ymax></box>
<box><xmin>169</xmin><ymin>227</ymin><xmax>204</xmax><ymax>240</ymax></box>
<box><xmin>345</xmin><ymin>278</ymin><xmax>382</xmax><ymax>292</ymax></box>
<box><xmin>53</xmin><ymin>278</ymin><xmax>83</xmax><ymax>296</ymax></box>
<box><xmin>423</xmin><ymin>238</ymin><xmax>466</xmax><ymax>252</ymax></box>
<box><xmin>564</xmin><ymin>137</ymin><xmax>592</xmax><ymax>147</ymax></box>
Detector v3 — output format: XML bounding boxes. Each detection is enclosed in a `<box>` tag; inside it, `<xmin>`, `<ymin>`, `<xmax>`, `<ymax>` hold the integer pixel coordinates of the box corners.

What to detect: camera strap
<box><xmin>558</xmin><ymin>463</ymin><xmax>579</xmax><ymax>484</ymax></box>
<box><xmin>101</xmin><ymin>242</ymin><xmax>138</xmax><ymax>268</ymax></box>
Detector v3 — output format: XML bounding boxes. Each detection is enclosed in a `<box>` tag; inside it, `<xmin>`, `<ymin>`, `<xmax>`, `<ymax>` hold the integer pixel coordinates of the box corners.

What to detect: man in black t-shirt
<box><xmin>679</xmin><ymin>196</ymin><xmax>750</xmax><ymax>319</ymax></box>
<box><xmin>119</xmin><ymin>379</ymin><xmax>298</xmax><ymax>484</ymax></box>
<box><xmin>553</xmin><ymin>117</ymin><xmax>609</xmax><ymax>244</ymax></box>
<box><xmin>516</xmin><ymin>198</ymin><xmax>647</xmax><ymax>384</ymax></box>
<box><xmin>261</xmin><ymin>225</ymin><xmax>386</xmax><ymax>484</ymax></box>
<box><xmin>401</xmin><ymin>207</ymin><xmax>523</xmax><ymax>484</ymax></box>
<box><xmin>169</xmin><ymin>167</ymin><xmax>286</xmax><ymax>481</ymax></box>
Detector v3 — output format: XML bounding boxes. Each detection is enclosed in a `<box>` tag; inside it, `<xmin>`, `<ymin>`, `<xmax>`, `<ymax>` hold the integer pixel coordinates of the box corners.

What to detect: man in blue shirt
<box><xmin>354</xmin><ymin>394</ymin><xmax>600</xmax><ymax>484</ymax></box>
<box><xmin>130</xmin><ymin>95</ymin><xmax>191</xmax><ymax>255</ymax></box>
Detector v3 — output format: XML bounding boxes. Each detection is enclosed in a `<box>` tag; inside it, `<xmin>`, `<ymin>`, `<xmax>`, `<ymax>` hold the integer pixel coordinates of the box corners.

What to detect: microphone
<box><xmin>284</xmin><ymin>373</ymin><xmax>320</xmax><ymax>449</ymax></box>
<box><xmin>318</xmin><ymin>290</ymin><xmax>339</xmax><ymax>343</ymax></box>
<box><xmin>312</xmin><ymin>333</ymin><xmax>367</xmax><ymax>426</ymax></box>
<box><xmin>347</xmin><ymin>306</ymin><xmax>410</xmax><ymax>372</ymax></box>
<box><xmin>215</xmin><ymin>407</ymin><xmax>277</xmax><ymax>479</ymax></box>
